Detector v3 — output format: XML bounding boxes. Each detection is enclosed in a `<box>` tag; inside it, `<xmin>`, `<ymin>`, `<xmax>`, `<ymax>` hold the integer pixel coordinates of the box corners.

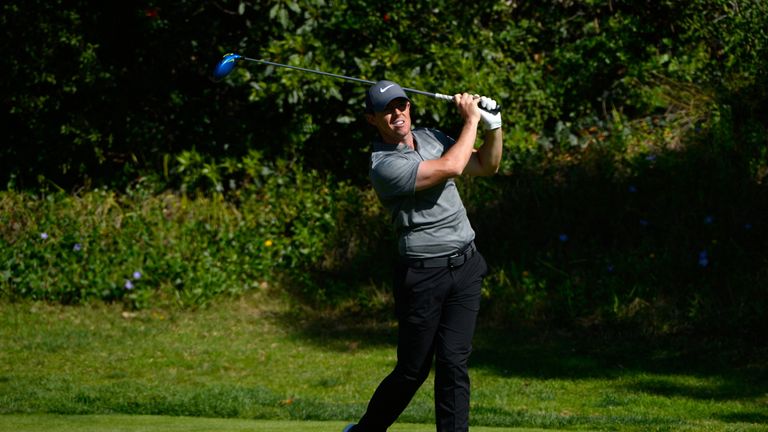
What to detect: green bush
<box><xmin>0</xmin><ymin>157</ymin><xmax>390</xmax><ymax>310</ymax></box>
<box><xmin>473</xmin><ymin>110</ymin><xmax>767</xmax><ymax>335</ymax></box>
<box><xmin>2</xmin><ymin>1</ymin><xmax>767</xmax><ymax>337</ymax></box>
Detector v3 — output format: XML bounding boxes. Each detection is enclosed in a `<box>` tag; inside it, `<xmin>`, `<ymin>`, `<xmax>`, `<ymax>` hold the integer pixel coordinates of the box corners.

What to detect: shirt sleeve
<box><xmin>370</xmin><ymin>154</ymin><xmax>420</xmax><ymax>199</ymax></box>
<box><xmin>422</xmin><ymin>128</ymin><xmax>455</xmax><ymax>154</ymax></box>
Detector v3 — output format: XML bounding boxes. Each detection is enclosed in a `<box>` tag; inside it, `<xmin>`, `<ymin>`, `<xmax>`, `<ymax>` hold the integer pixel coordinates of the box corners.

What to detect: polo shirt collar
<box><xmin>372</xmin><ymin>139</ymin><xmax>411</xmax><ymax>152</ymax></box>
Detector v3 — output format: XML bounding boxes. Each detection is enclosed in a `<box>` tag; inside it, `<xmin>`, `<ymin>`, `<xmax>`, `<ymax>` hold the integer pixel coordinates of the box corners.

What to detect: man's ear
<box><xmin>365</xmin><ymin>113</ymin><xmax>376</xmax><ymax>126</ymax></box>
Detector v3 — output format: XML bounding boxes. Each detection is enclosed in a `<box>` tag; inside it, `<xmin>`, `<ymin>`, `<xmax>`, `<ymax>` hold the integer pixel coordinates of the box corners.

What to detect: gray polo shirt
<box><xmin>370</xmin><ymin>128</ymin><xmax>475</xmax><ymax>259</ymax></box>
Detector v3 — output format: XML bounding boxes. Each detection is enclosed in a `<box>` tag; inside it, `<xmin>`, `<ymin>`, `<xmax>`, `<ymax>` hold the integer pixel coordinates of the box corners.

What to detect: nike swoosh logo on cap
<box><xmin>379</xmin><ymin>84</ymin><xmax>395</xmax><ymax>93</ymax></box>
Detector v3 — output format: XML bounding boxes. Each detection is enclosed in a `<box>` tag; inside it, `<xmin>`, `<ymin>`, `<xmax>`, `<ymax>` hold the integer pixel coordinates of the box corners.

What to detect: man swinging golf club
<box><xmin>213</xmin><ymin>55</ymin><xmax>501</xmax><ymax>430</ymax></box>
<box><xmin>344</xmin><ymin>81</ymin><xmax>503</xmax><ymax>432</ymax></box>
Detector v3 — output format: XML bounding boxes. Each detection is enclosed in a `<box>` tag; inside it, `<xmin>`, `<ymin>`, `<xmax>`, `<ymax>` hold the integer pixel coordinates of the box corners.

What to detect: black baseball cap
<box><xmin>365</xmin><ymin>80</ymin><xmax>410</xmax><ymax>113</ymax></box>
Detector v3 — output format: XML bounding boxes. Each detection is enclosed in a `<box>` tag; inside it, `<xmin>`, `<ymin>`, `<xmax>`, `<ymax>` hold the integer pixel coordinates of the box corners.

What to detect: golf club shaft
<box><xmin>240</xmin><ymin>56</ymin><xmax>453</xmax><ymax>101</ymax></box>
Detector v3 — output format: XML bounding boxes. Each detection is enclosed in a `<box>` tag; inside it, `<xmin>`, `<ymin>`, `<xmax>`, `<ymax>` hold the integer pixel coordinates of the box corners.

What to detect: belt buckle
<box><xmin>449</xmin><ymin>244</ymin><xmax>475</xmax><ymax>269</ymax></box>
<box><xmin>448</xmin><ymin>254</ymin><xmax>464</xmax><ymax>269</ymax></box>
<box><xmin>447</xmin><ymin>251</ymin><xmax>459</xmax><ymax>269</ymax></box>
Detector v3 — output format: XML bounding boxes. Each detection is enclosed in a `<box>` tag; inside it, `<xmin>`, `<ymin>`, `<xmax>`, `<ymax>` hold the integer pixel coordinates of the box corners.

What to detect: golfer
<box><xmin>344</xmin><ymin>81</ymin><xmax>503</xmax><ymax>432</ymax></box>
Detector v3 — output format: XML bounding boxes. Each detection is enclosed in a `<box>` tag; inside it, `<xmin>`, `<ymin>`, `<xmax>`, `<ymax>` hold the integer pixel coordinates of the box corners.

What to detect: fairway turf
<box><xmin>1</xmin><ymin>299</ymin><xmax>766</xmax><ymax>431</ymax></box>
<box><xmin>0</xmin><ymin>414</ymin><xmax>557</xmax><ymax>432</ymax></box>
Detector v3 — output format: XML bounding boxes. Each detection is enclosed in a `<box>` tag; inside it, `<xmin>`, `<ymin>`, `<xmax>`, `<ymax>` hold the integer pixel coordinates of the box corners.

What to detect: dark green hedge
<box><xmin>2</xmin><ymin>1</ymin><xmax>767</xmax><ymax>335</ymax></box>
<box><xmin>3</xmin><ymin>0</ymin><xmax>766</xmax><ymax>188</ymax></box>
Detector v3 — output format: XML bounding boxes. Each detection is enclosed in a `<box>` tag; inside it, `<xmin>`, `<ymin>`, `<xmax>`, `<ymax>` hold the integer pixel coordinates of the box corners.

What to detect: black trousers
<box><xmin>355</xmin><ymin>251</ymin><xmax>487</xmax><ymax>432</ymax></box>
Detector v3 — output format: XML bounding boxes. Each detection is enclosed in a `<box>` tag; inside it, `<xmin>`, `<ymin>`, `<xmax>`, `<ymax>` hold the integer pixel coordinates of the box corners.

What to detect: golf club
<box><xmin>213</xmin><ymin>53</ymin><xmax>500</xmax><ymax>113</ymax></box>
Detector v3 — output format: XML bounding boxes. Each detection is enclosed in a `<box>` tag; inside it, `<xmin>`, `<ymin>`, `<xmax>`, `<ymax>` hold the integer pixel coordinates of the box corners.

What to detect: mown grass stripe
<box><xmin>0</xmin><ymin>414</ymin><xmax>555</xmax><ymax>432</ymax></box>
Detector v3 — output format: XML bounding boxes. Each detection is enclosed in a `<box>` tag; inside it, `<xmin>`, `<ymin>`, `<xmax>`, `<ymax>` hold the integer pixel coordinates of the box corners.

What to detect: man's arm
<box><xmin>414</xmin><ymin>93</ymin><xmax>481</xmax><ymax>191</ymax></box>
<box><xmin>462</xmin><ymin>127</ymin><xmax>503</xmax><ymax>177</ymax></box>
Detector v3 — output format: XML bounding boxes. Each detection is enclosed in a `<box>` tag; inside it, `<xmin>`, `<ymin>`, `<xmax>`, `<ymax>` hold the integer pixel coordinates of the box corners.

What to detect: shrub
<box><xmin>0</xmin><ymin>157</ymin><xmax>391</xmax><ymax>309</ymax></box>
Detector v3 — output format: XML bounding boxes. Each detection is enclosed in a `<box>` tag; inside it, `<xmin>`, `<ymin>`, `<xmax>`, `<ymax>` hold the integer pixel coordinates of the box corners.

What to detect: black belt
<box><xmin>405</xmin><ymin>242</ymin><xmax>477</xmax><ymax>269</ymax></box>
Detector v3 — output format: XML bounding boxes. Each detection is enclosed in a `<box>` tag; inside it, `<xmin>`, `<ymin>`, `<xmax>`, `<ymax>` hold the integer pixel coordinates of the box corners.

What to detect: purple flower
<box><xmin>628</xmin><ymin>185</ymin><xmax>638</xmax><ymax>193</ymax></box>
<box><xmin>559</xmin><ymin>234</ymin><xmax>569</xmax><ymax>242</ymax></box>
<box><xmin>744</xmin><ymin>223</ymin><xmax>753</xmax><ymax>230</ymax></box>
<box><xmin>639</xmin><ymin>219</ymin><xmax>650</xmax><ymax>227</ymax></box>
<box><xmin>704</xmin><ymin>215</ymin><xmax>714</xmax><ymax>225</ymax></box>
<box><xmin>40</xmin><ymin>232</ymin><xmax>49</xmax><ymax>240</ymax></box>
<box><xmin>698</xmin><ymin>250</ymin><xmax>709</xmax><ymax>268</ymax></box>
<box><xmin>645</xmin><ymin>155</ymin><xmax>657</xmax><ymax>161</ymax></box>
<box><xmin>124</xmin><ymin>280</ymin><xmax>134</xmax><ymax>290</ymax></box>
<box><xmin>132</xmin><ymin>271</ymin><xmax>142</xmax><ymax>280</ymax></box>
<box><xmin>73</xmin><ymin>243</ymin><xmax>82</xmax><ymax>252</ymax></box>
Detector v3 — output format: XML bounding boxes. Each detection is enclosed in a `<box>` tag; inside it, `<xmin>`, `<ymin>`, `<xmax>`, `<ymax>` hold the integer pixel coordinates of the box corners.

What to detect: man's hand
<box><xmin>454</xmin><ymin>93</ymin><xmax>481</xmax><ymax>125</ymax></box>
<box><xmin>478</xmin><ymin>96</ymin><xmax>502</xmax><ymax>131</ymax></box>
<box><xmin>461</xmin><ymin>96</ymin><xmax>503</xmax><ymax>177</ymax></box>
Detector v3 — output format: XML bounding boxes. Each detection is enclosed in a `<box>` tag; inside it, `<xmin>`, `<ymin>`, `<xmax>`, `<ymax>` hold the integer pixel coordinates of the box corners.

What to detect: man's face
<box><xmin>366</xmin><ymin>98</ymin><xmax>412</xmax><ymax>144</ymax></box>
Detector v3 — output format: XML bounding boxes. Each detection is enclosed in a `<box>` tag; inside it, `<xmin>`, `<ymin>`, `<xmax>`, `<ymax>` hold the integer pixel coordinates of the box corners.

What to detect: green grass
<box><xmin>1</xmin><ymin>296</ymin><xmax>766</xmax><ymax>431</ymax></box>
<box><xmin>0</xmin><ymin>414</ymin><xmax>552</xmax><ymax>431</ymax></box>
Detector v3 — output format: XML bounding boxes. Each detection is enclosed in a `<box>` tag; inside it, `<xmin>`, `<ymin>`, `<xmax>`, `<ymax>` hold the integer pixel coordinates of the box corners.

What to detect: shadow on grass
<box><xmin>281</xmin><ymin>307</ymin><xmax>768</xmax><ymax>405</ymax></box>
<box><xmin>717</xmin><ymin>412</ymin><xmax>768</xmax><ymax>425</ymax></box>
<box><xmin>274</xmin><ymin>307</ymin><xmax>399</xmax><ymax>352</ymax></box>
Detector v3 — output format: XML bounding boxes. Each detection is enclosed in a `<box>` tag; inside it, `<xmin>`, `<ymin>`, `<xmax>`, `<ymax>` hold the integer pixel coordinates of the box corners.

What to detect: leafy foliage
<box><xmin>3</xmin><ymin>0</ymin><xmax>766</xmax><ymax>185</ymax></box>
<box><xmin>1</xmin><ymin>0</ymin><xmax>767</xmax><ymax>336</ymax></box>
<box><xmin>0</xmin><ymin>158</ymin><xmax>388</xmax><ymax>309</ymax></box>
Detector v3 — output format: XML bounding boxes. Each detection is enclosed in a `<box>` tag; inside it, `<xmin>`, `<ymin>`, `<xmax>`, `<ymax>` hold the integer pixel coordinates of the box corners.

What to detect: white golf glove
<box><xmin>478</xmin><ymin>96</ymin><xmax>502</xmax><ymax>131</ymax></box>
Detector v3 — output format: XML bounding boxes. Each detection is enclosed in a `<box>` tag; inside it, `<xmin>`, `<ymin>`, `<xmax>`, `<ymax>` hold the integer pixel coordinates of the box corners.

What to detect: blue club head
<box><xmin>213</xmin><ymin>53</ymin><xmax>243</xmax><ymax>80</ymax></box>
